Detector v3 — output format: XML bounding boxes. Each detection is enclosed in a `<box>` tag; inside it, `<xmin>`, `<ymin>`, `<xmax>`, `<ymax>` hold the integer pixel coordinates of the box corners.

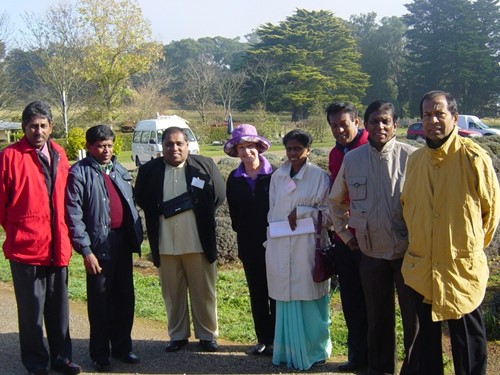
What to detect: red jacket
<box><xmin>0</xmin><ymin>137</ymin><xmax>72</xmax><ymax>266</ymax></box>
<box><xmin>328</xmin><ymin>129</ymin><xmax>368</xmax><ymax>241</ymax></box>
<box><xmin>328</xmin><ymin>129</ymin><xmax>369</xmax><ymax>181</ymax></box>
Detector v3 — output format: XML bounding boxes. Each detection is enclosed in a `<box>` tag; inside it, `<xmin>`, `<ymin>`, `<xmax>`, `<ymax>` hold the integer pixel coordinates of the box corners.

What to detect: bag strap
<box><xmin>316</xmin><ymin>211</ymin><xmax>322</xmax><ymax>251</ymax></box>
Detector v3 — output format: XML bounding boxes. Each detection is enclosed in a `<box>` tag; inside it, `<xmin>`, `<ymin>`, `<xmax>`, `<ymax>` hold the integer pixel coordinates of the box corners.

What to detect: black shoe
<box><xmin>28</xmin><ymin>370</ymin><xmax>49</xmax><ymax>375</ymax></box>
<box><xmin>164</xmin><ymin>339</ymin><xmax>189</xmax><ymax>352</ymax></box>
<box><xmin>92</xmin><ymin>359</ymin><xmax>112</xmax><ymax>372</ymax></box>
<box><xmin>199</xmin><ymin>339</ymin><xmax>218</xmax><ymax>352</ymax></box>
<box><xmin>51</xmin><ymin>360</ymin><xmax>81</xmax><ymax>375</ymax></box>
<box><xmin>338</xmin><ymin>361</ymin><xmax>366</xmax><ymax>372</ymax></box>
<box><xmin>263</xmin><ymin>344</ymin><xmax>273</xmax><ymax>356</ymax></box>
<box><xmin>251</xmin><ymin>343</ymin><xmax>266</xmax><ymax>355</ymax></box>
<box><xmin>113</xmin><ymin>351</ymin><xmax>140</xmax><ymax>364</ymax></box>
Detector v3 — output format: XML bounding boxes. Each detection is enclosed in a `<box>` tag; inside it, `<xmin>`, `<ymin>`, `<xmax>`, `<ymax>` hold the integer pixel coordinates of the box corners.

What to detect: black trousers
<box><xmin>10</xmin><ymin>261</ymin><xmax>73</xmax><ymax>373</ymax></box>
<box><xmin>241</xmin><ymin>258</ymin><xmax>276</xmax><ymax>345</ymax></box>
<box><xmin>402</xmin><ymin>288</ymin><xmax>487</xmax><ymax>375</ymax></box>
<box><xmin>359</xmin><ymin>254</ymin><xmax>417</xmax><ymax>375</ymax></box>
<box><xmin>333</xmin><ymin>240</ymin><xmax>368</xmax><ymax>365</ymax></box>
<box><xmin>86</xmin><ymin>228</ymin><xmax>135</xmax><ymax>362</ymax></box>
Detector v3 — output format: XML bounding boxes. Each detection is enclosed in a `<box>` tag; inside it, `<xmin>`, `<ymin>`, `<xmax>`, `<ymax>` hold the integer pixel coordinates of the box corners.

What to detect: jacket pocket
<box><xmin>348</xmin><ymin>211</ymin><xmax>371</xmax><ymax>252</ymax></box>
<box><xmin>8</xmin><ymin>217</ymin><xmax>51</xmax><ymax>252</ymax></box>
<box><xmin>347</xmin><ymin>176</ymin><xmax>367</xmax><ymax>201</ymax></box>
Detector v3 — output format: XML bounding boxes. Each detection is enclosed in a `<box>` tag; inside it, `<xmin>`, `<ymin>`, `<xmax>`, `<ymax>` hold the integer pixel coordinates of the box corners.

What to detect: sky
<box><xmin>4</xmin><ymin>0</ymin><xmax>409</xmax><ymax>44</ymax></box>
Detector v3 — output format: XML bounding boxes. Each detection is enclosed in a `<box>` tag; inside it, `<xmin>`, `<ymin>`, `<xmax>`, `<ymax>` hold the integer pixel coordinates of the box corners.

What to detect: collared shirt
<box><xmin>158</xmin><ymin>160</ymin><xmax>203</xmax><ymax>255</ymax></box>
<box><xmin>38</xmin><ymin>142</ymin><xmax>52</xmax><ymax>167</ymax></box>
<box><xmin>89</xmin><ymin>155</ymin><xmax>113</xmax><ymax>175</ymax></box>
<box><xmin>233</xmin><ymin>155</ymin><xmax>273</xmax><ymax>192</ymax></box>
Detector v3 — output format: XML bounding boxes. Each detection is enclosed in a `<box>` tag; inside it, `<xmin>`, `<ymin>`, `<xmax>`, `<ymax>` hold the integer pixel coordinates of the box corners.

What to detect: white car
<box><xmin>458</xmin><ymin>115</ymin><xmax>500</xmax><ymax>136</ymax></box>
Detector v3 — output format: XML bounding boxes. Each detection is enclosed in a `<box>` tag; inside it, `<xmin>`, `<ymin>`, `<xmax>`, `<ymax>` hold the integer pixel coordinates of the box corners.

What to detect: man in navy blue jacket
<box><xmin>66</xmin><ymin>125</ymin><xmax>143</xmax><ymax>372</ymax></box>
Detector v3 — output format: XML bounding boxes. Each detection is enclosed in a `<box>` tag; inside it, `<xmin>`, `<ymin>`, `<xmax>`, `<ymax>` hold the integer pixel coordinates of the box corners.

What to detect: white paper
<box><xmin>269</xmin><ymin>217</ymin><xmax>315</xmax><ymax>238</ymax></box>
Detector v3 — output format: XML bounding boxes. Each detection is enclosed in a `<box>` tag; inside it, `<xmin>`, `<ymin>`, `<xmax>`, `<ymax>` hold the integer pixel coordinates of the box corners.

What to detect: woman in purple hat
<box><xmin>224</xmin><ymin>124</ymin><xmax>276</xmax><ymax>356</ymax></box>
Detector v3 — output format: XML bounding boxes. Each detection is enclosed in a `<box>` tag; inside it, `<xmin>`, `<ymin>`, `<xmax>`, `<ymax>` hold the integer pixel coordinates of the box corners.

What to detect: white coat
<box><xmin>265</xmin><ymin>160</ymin><xmax>331</xmax><ymax>301</ymax></box>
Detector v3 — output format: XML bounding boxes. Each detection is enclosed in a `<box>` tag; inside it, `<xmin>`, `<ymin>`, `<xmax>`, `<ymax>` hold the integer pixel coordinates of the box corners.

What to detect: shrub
<box><xmin>65</xmin><ymin>128</ymin><xmax>86</xmax><ymax>160</ymax></box>
<box><xmin>120</xmin><ymin>132</ymin><xmax>133</xmax><ymax>151</ymax></box>
<box><xmin>113</xmin><ymin>133</ymin><xmax>123</xmax><ymax>156</ymax></box>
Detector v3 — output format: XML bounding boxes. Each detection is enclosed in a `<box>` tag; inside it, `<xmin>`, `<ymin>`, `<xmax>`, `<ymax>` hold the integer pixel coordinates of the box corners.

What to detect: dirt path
<box><xmin>0</xmin><ymin>282</ymin><xmax>361</xmax><ymax>375</ymax></box>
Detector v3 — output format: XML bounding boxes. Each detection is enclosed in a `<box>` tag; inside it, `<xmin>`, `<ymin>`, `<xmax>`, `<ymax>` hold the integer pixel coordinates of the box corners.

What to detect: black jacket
<box><xmin>135</xmin><ymin>154</ymin><xmax>225</xmax><ymax>266</ymax></box>
<box><xmin>226</xmin><ymin>168</ymin><xmax>274</xmax><ymax>263</ymax></box>
<box><xmin>65</xmin><ymin>156</ymin><xmax>143</xmax><ymax>260</ymax></box>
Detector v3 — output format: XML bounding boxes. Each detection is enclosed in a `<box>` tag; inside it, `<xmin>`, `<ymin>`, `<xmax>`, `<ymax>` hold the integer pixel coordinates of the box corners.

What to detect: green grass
<box><xmin>0</xmin><ymin>244</ymin><xmax>351</xmax><ymax>350</ymax></box>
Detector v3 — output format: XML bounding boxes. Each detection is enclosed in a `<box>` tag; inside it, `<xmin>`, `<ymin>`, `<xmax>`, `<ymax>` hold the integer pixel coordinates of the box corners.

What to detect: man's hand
<box><xmin>346</xmin><ymin>237</ymin><xmax>360</xmax><ymax>251</ymax></box>
<box><xmin>83</xmin><ymin>253</ymin><xmax>102</xmax><ymax>275</ymax></box>
<box><xmin>287</xmin><ymin>208</ymin><xmax>297</xmax><ymax>231</ymax></box>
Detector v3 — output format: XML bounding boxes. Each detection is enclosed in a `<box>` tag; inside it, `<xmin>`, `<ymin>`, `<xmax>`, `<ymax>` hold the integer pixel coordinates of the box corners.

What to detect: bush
<box><xmin>120</xmin><ymin>132</ymin><xmax>133</xmax><ymax>151</ymax></box>
<box><xmin>65</xmin><ymin>128</ymin><xmax>86</xmax><ymax>160</ymax></box>
<box><xmin>113</xmin><ymin>133</ymin><xmax>123</xmax><ymax>156</ymax></box>
<box><xmin>195</xmin><ymin>126</ymin><xmax>229</xmax><ymax>145</ymax></box>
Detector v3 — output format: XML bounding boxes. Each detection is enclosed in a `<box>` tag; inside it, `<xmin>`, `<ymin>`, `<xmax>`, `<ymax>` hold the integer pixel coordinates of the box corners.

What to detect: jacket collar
<box><xmin>368</xmin><ymin>134</ymin><xmax>397</xmax><ymax>156</ymax></box>
<box><xmin>87</xmin><ymin>154</ymin><xmax>117</xmax><ymax>172</ymax></box>
<box><xmin>17</xmin><ymin>136</ymin><xmax>51</xmax><ymax>153</ymax></box>
<box><xmin>275</xmin><ymin>159</ymin><xmax>310</xmax><ymax>180</ymax></box>
<box><xmin>424</xmin><ymin>126</ymin><xmax>461</xmax><ymax>161</ymax></box>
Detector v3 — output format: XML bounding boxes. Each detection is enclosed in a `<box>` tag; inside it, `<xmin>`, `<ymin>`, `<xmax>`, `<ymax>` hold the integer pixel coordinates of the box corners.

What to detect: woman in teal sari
<box><xmin>265</xmin><ymin>129</ymin><xmax>332</xmax><ymax>370</ymax></box>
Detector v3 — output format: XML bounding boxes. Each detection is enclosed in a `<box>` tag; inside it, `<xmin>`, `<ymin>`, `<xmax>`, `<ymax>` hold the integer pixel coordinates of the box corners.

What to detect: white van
<box><xmin>131</xmin><ymin>115</ymin><xmax>200</xmax><ymax>166</ymax></box>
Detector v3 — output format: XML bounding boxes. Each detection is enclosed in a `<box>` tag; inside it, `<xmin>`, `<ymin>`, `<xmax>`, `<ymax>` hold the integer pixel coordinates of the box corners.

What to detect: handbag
<box><xmin>161</xmin><ymin>192</ymin><xmax>194</xmax><ymax>218</ymax></box>
<box><xmin>313</xmin><ymin>211</ymin><xmax>336</xmax><ymax>283</ymax></box>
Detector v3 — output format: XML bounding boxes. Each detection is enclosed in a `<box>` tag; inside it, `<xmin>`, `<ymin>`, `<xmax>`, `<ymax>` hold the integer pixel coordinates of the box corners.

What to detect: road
<box><xmin>0</xmin><ymin>282</ymin><xmax>360</xmax><ymax>375</ymax></box>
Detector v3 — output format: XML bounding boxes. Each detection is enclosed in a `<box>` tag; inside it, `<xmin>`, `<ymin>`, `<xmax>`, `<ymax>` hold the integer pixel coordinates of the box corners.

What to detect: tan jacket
<box><xmin>329</xmin><ymin>137</ymin><xmax>416</xmax><ymax>260</ymax></box>
<box><xmin>401</xmin><ymin>127</ymin><xmax>500</xmax><ymax>321</ymax></box>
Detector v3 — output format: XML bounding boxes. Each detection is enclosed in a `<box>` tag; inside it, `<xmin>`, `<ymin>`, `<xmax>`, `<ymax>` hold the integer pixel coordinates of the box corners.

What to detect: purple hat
<box><xmin>223</xmin><ymin>124</ymin><xmax>271</xmax><ymax>157</ymax></box>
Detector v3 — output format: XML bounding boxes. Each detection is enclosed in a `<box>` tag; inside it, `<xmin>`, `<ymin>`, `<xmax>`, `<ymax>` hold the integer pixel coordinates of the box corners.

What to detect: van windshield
<box><xmin>156</xmin><ymin>129</ymin><xmax>197</xmax><ymax>144</ymax></box>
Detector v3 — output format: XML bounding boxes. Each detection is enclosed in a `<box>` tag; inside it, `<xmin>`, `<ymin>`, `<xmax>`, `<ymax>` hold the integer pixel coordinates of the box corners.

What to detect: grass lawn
<box><xmin>0</xmin><ymin>238</ymin><xmax>350</xmax><ymax>357</ymax></box>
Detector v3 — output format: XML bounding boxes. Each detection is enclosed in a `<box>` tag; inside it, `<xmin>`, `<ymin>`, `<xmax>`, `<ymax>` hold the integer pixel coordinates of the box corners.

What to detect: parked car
<box><xmin>457</xmin><ymin>115</ymin><xmax>500</xmax><ymax>136</ymax></box>
<box><xmin>407</xmin><ymin>122</ymin><xmax>482</xmax><ymax>141</ymax></box>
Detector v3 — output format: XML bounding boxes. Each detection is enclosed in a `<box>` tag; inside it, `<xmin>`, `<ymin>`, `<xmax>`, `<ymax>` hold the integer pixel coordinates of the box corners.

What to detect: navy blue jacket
<box><xmin>135</xmin><ymin>154</ymin><xmax>225</xmax><ymax>266</ymax></box>
<box><xmin>65</xmin><ymin>156</ymin><xmax>143</xmax><ymax>259</ymax></box>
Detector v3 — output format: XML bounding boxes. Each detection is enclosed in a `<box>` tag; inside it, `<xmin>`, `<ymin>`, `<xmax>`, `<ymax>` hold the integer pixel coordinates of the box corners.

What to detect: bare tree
<box><xmin>245</xmin><ymin>55</ymin><xmax>280</xmax><ymax>111</ymax></box>
<box><xmin>215</xmin><ymin>68</ymin><xmax>247</xmax><ymax>118</ymax></box>
<box><xmin>0</xmin><ymin>12</ymin><xmax>14</xmax><ymax>110</ymax></box>
<box><xmin>183</xmin><ymin>55</ymin><xmax>216</xmax><ymax>125</ymax></box>
<box><xmin>23</xmin><ymin>2</ymin><xmax>87</xmax><ymax>137</ymax></box>
<box><xmin>130</xmin><ymin>64</ymin><xmax>173</xmax><ymax>121</ymax></box>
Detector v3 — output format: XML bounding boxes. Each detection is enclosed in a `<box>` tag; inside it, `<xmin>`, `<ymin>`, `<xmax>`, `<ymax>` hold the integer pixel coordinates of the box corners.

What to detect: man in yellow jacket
<box><xmin>401</xmin><ymin>90</ymin><xmax>500</xmax><ymax>375</ymax></box>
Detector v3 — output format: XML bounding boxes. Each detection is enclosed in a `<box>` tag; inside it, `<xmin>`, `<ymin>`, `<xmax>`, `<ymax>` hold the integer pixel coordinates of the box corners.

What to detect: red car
<box><xmin>407</xmin><ymin>122</ymin><xmax>482</xmax><ymax>141</ymax></box>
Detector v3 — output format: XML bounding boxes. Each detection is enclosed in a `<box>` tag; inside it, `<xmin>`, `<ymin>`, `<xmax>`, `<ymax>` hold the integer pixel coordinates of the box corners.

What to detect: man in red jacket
<box><xmin>0</xmin><ymin>101</ymin><xmax>80</xmax><ymax>375</ymax></box>
<box><xmin>326</xmin><ymin>102</ymin><xmax>369</xmax><ymax>372</ymax></box>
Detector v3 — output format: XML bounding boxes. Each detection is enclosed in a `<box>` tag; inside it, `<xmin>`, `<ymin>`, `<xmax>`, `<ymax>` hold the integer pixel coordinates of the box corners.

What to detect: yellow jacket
<box><xmin>401</xmin><ymin>127</ymin><xmax>500</xmax><ymax>321</ymax></box>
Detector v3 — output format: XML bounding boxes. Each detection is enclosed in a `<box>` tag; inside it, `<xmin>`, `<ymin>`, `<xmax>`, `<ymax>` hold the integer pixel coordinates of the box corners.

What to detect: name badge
<box><xmin>285</xmin><ymin>179</ymin><xmax>296</xmax><ymax>193</ymax></box>
<box><xmin>191</xmin><ymin>177</ymin><xmax>205</xmax><ymax>189</ymax></box>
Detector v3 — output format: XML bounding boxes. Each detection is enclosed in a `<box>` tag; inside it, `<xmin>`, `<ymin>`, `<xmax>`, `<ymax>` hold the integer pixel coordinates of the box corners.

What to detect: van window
<box><xmin>184</xmin><ymin>128</ymin><xmax>196</xmax><ymax>142</ymax></box>
<box><xmin>156</xmin><ymin>128</ymin><xmax>197</xmax><ymax>143</ymax></box>
<box><xmin>141</xmin><ymin>131</ymin><xmax>153</xmax><ymax>144</ymax></box>
<box><xmin>133</xmin><ymin>131</ymin><xmax>142</xmax><ymax>143</ymax></box>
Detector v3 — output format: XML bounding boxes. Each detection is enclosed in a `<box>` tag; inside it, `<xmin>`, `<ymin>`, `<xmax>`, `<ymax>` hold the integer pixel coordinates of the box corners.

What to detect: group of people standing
<box><xmin>224</xmin><ymin>90</ymin><xmax>500</xmax><ymax>375</ymax></box>
<box><xmin>0</xmin><ymin>89</ymin><xmax>498</xmax><ymax>375</ymax></box>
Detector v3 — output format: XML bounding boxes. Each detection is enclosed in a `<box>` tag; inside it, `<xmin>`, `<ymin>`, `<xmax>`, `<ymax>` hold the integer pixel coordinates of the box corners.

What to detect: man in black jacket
<box><xmin>135</xmin><ymin>127</ymin><xmax>225</xmax><ymax>353</ymax></box>
<box><xmin>66</xmin><ymin>125</ymin><xmax>143</xmax><ymax>372</ymax></box>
